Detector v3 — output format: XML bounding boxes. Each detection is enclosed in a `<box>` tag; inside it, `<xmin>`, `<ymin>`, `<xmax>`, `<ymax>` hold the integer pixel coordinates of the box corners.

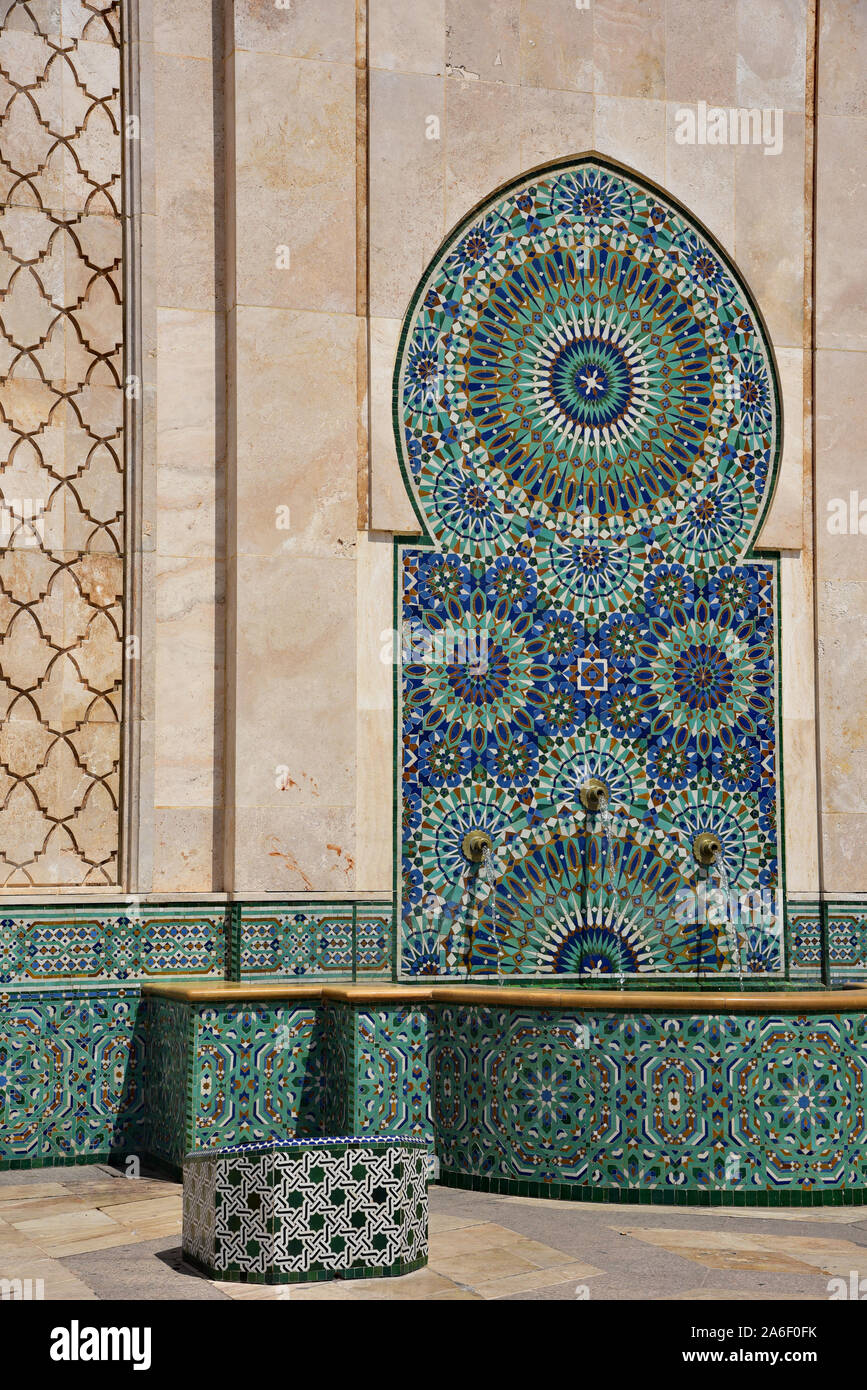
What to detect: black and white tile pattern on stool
<box><xmin>182</xmin><ymin>1137</ymin><xmax>429</xmax><ymax>1284</ymax></box>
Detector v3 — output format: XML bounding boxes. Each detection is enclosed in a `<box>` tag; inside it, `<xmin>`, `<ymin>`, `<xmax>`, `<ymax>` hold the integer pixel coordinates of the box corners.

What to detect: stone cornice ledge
<box><xmin>139</xmin><ymin>982</ymin><xmax>867</xmax><ymax>1013</ymax></box>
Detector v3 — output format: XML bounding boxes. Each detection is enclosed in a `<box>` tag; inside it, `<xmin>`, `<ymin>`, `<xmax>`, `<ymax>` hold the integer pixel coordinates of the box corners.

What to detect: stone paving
<box><xmin>1</xmin><ymin>1164</ymin><xmax>864</xmax><ymax>1301</ymax></box>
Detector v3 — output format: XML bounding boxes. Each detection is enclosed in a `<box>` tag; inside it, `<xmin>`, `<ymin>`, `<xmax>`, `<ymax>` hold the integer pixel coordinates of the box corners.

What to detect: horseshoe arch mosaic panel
<box><xmin>393</xmin><ymin>155</ymin><xmax>784</xmax><ymax>982</ymax></box>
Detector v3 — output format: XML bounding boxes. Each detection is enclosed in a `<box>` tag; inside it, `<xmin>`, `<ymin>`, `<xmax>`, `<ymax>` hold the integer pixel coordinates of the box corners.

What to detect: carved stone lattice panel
<box><xmin>0</xmin><ymin>0</ymin><xmax>123</xmax><ymax>886</ymax></box>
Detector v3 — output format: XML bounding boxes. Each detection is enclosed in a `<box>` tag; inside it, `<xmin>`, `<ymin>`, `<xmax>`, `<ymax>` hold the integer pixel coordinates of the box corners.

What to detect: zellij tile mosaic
<box><xmin>394</xmin><ymin>157</ymin><xmax>784</xmax><ymax>982</ymax></box>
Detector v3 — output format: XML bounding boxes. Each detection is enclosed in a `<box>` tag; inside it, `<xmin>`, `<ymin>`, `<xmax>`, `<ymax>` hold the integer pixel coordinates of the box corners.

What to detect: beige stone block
<box><xmin>134</xmin><ymin>713</ymin><xmax>157</xmax><ymax>890</ymax></box>
<box><xmin>736</xmin><ymin>0</ymin><xmax>808</xmax><ymax>111</ymax></box>
<box><xmin>821</xmin><ymin>814</ymin><xmax>867</xmax><ymax>894</ymax></box>
<box><xmin>356</xmin><ymin>527</ymin><xmax>393</xmax><ymax>893</ymax></box>
<box><xmin>782</xmin><ymin>716</ymin><xmax>819</xmax><ymax>893</ymax></box>
<box><xmin>231</xmin><ymin>804</ymin><xmax>356</xmax><ymax>893</ymax></box>
<box><xmin>0</xmin><ymin>551</ymin><xmax>55</xmax><ymax>612</ymax></box>
<box><xmin>594</xmin><ymin>95</ymin><xmax>665</xmax><ymax>185</ymax></box>
<box><xmin>519</xmin><ymin>0</ymin><xmax>592</xmax><ymax>94</ymax></box>
<box><xmin>445</xmin><ymin>0</ymin><xmax>519</xmax><ymax>84</ymax></box>
<box><xmin>155</xmin><ymin>52</ymin><xmax>220</xmax><ymax>310</ymax></box>
<box><xmin>430</xmin><ymin>1246</ymin><xmax>540</xmax><ymax>1283</ymax></box>
<box><xmin>755</xmin><ymin>346</ymin><xmax>804</xmax><ymax>552</ymax></box>
<box><xmin>519</xmin><ymin>87</ymin><xmax>593</xmax><ymax>169</ymax></box>
<box><xmin>61</xmin><ymin>57</ymin><xmax>121</xmax><ymax>218</ymax></box>
<box><xmin>444</xmin><ymin>79</ymin><xmax>526</xmax><ymax>228</ymax></box>
<box><xmin>0</xmin><ymin>27</ymin><xmax>62</xmax><ymax>112</ymax></box>
<box><xmin>815</xmin><ymin>116</ymin><xmax>867</xmax><ymax>351</ymax></box>
<box><xmin>233</xmin><ymin>306</ymin><xmax>357</xmax><ymax>557</ymax></box>
<box><xmin>593</xmin><ymin>0</ymin><xmax>664</xmax><ymax>100</ymax></box>
<box><xmin>231</xmin><ymin>0</ymin><xmax>355</xmax><ymax>64</ymax></box>
<box><xmin>369</xmin><ymin>69</ymin><xmax>444</xmax><ymax>320</ymax></box>
<box><xmin>815</xmin><ymin>348</ymin><xmax>867</xmax><ymax>580</ymax></box>
<box><xmin>68</xmin><ymin>719</ymin><xmax>119</xmax><ymax>780</ymax></box>
<box><xmin>0</xmin><ymin>617</ymin><xmax>121</xmax><ymax>730</ymax></box>
<box><xmin>64</xmin><ymin>34</ymin><xmax>118</xmax><ymax>103</ymax></box>
<box><xmin>232</xmin><ymin>554</ymin><xmax>356</xmax><ymax>809</ymax></box>
<box><xmin>356</xmin><ymin>527</ymin><xmax>394</xmax><ymax>713</ymax></box>
<box><xmin>60</xmin><ymin>0</ymin><xmax>115</xmax><ymax>45</ymax></box>
<box><xmin>369</xmin><ymin>315</ymin><xmax>422</xmax><ymax>534</ymax></box>
<box><xmin>0</xmin><ymin>603</ymin><xmax>51</xmax><ymax>693</ymax></box>
<box><xmin>153</xmin><ymin>0</ymin><xmax>216</xmax><ymax>59</ymax></box>
<box><xmin>137</xmin><ymin>36</ymin><xmax>157</xmax><ymax>220</ymax></box>
<box><xmin>68</xmin><ymin>267</ymin><xmax>123</xmax><ymax>372</ymax></box>
<box><xmin>62</xmin><ymin>776</ymin><xmax>118</xmax><ymax>869</ymax></box>
<box><xmin>818</xmin><ymin>0</ymin><xmax>867</xmax><ymax>117</ymax></box>
<box><xmin>0</xmin><ymin>0</ymin><xmax>61</xmax><ymax>36</ymax></box>
<box><xmin>235</xmin><ymin>698</ymin><xmax>355</xmax><ymax>811</ymax></box>
<box><xmin>151</xmin><ymin>806</ymin><xmax>219</xmax><ymax>891</ymax></box>
<box><xmin>780</xmin><ymin>551</ymin><xmax>814</xmax><ymax>723</ymax></box>
<box><xmin>154</xmin><ymin>555</ymin><xmax>222</xmax><ymax>807</ymax></box>
<box><xmin>664</xmin><ymin>0</ymin><xmax>737</xmax><ymax>105</ymax></box>
<box><xmin>231</xmin><ymin>52</ymin><xmax>355</xmax><ymax>314</ymax></box>
<box><xmin>355</xmin><ymin>707</ymin><xmax>392</xmax><ymax>894</ymax></box>
<box><xmin>0</xmin><ymin>717</ymin><xmax>54</xmax><ymax>780</ymax></box>
<box><xmin>664</xmin><ymin>103</ymin><xmax>735</xmax><ymax>252</ymax></box>
<box><xmin>370</xmin><ymin>0</ymin><xmax>445</xmax><ymax>76</ymax></box>
<box><xmin>156</xmin><ymin>308</ymin><xmax>221</xmax><ymax>558</ymax></box>
<box><xmin>73</xmin><ymin>606</ymin><xmax>121</xmax><ymax>697</ymax></box>
<box><xmin>70</xmin><ymin>552</ymin><xmax>122</xmax><ymax>611</ymax></box>
<box><xmin>734</xmin><ymin>114</ymin><xmax>806</xmax><ymax>350</ymax></box>
<box><xmin>28</xmin><ymin>734</ymin><xmax>93</xmax><ymax>818</ymax></box>
<box><xmin>817</xmin><ymin>579</ymin><xmax>867</xmax><ymax>815</ymax></box>
<box><xmin>32</xmin><ymin>566</ymin><xmax>94</xmax><ymax>649</ymax></box>
<box><xmin>0</xmin><ymin>1255</ymin><xmax>96</xmax><ymax>1300</ymax></box>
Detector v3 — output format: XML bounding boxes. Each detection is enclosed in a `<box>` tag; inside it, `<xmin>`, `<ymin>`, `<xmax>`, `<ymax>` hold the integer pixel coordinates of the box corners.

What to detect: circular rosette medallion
<box><xmin>537</xmin><ymin>729</ymin><xmax>648</xmax><ymax>820</ymax></box>
<box><xmin>491</xmin><ymin>825</ymin><xmax>686</xmax><ymax>977</ymax></box>
<box><xmin>449</xmin><ymin>241</ymin><xmax>723</xmax><ymax>536</ymax></box>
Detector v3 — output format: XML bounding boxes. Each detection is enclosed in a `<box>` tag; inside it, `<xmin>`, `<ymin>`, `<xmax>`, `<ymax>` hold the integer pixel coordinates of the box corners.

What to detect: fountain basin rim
<box><xmin>140</xmin><ymin>981</ymin><xmax>867</xmax><ymax>1013</ymax></box>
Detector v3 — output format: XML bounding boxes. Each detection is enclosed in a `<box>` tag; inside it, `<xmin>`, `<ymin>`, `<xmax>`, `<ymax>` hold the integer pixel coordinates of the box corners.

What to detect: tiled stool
<box><xmin>182</xmin><ymin>1136</ymin><xmax>429</xmax><ymax>1284</ymax></box>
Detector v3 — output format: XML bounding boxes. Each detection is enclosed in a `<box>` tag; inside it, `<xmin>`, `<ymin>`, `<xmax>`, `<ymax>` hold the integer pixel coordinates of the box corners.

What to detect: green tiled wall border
<box><xmin>436</xmin><ymin>1170</ymin><xmax>867</xmax><ymax>1206</ymax></box>
<box><xmin>0</xmin><ymin>897</ymin><xmax>394</xmax><ymax>988</ymax></box>
<box><xmin>231</xmin><ymin>900</ymin><xmax>392</xmax><ymax>983</ymax></box>
<box><xmin>787</xmin><ymin>898</ymin><xmax>867</xmax><ymax>981</ymax></box>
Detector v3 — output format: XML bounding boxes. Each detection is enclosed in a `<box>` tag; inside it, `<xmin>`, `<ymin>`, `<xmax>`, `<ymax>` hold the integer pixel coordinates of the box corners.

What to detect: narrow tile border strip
<box><xmin>435</xmin><ymin>1171</ymin><xmax>867</xmax><ymax>1207</ymax></box>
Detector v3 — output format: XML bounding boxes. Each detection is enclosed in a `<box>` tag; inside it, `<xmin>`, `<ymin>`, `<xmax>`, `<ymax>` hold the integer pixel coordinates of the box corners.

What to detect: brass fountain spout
<box><xmin>579</xmin><ymin>777</ymin><xmax>609</xmax><ymax>814</ymax></box>
<box><xmin>693</xmin><ymin>831</ymin><xmax>722</xmax><ymax>866</ymax></box>
<box><xmin>462</xmin><ymin>829</ymin><xmax>493</xmax><ymax>863</ymax></box>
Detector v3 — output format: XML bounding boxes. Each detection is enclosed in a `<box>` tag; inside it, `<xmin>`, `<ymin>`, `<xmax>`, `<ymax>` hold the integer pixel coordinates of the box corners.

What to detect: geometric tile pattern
<box><xmin>182</xmin><ymin>1138</ymin><xmax>428</xmax><ymax>1283</ymax></box>
<box><xmin>4</xmin><ymin>989</ymin><xmax>867</xmax><ymax>1200</ymax></box>
<box><xmin>319</xmin><ymin>1000</ymin><xmax>355</xmax><ymax>1137</ymax></box>
<box><xmin>788</xmin><ymin>900</ymin><xmax>867</xmax><ymax>982</ymax></box>
<box><xmin>137</xmin><ymin>993</ymin><xmax>191</xmax><ymax>1169</ymax></box>
<box><xmin>235</xmin><ymin>902</ymin><xmax>392</xmax><ymax>981</ymax></box>
<box><xmin>0</xmin><ymin>897</ymin><xmax>396</xmax><ymax>988</ymax></box>
<box><xmin>0</xmin><ymin>0</ymin><xmax>124</xmax><ymax>885</ymax></box>
<box><xmin>0</xmin><ymin>984</ymin><xmax>141</xmax><ymax>1165</ymax></box>
<box><xmin>430</xmin><ymin>1005</ymin><xmax>867</xmax><ymax>1196</ymax></box>
<box><xmin>354</xmin><ymin>1006</ymin><xmax>432</xmax><ymax>1140</ymax></box>
<box><xmin>0</xmin><ymin>904</ymin><xmax>230</xmax><ymax>985</ymax></box>
<box><xmin>8</xmin><ymin>893</ymin><xmax>856</xmax><ymax>993</ymax></box>
<box><xmin>190</xmin><ymin>1002</ymin><xmax>325</xmax><ymax>1156</ymax></box>
<box><xmin>394</xmin><ymin>156</ymin><xmax>783</xmax><ymax>979</ymax></box>
<box><xmin>355</xmin><ymin>907</ymin><xmax>393</xmax><ymax>977</ymax></box>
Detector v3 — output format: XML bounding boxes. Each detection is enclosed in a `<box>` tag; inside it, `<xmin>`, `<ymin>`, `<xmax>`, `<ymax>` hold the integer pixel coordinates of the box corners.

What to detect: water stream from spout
<box><xmin>597</xmin><ymin>799</ymin><xmax>624</xmax><ymax>991</ymax></box>
<box><xmin>717</xmin><ymin>858</ymin><xmax>743</xmax><ymax>989</ymax></box>
<box><xmin>480</xmin><ymin>842</ymin><xmax>500</xmax><ymax>984</ymax></box>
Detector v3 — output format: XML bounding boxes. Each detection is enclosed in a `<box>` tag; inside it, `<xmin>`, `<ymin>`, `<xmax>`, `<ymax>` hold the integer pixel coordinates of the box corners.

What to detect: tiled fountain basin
<box><xmin>182</xmin><ymin>1136</ymin><xmax>429</xmax><ymax>1284</ymax></box>
<box><xmin>139</xmin><ymin>983</ymin><xmax>867</xmax><ymax>1205</ymax></box>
